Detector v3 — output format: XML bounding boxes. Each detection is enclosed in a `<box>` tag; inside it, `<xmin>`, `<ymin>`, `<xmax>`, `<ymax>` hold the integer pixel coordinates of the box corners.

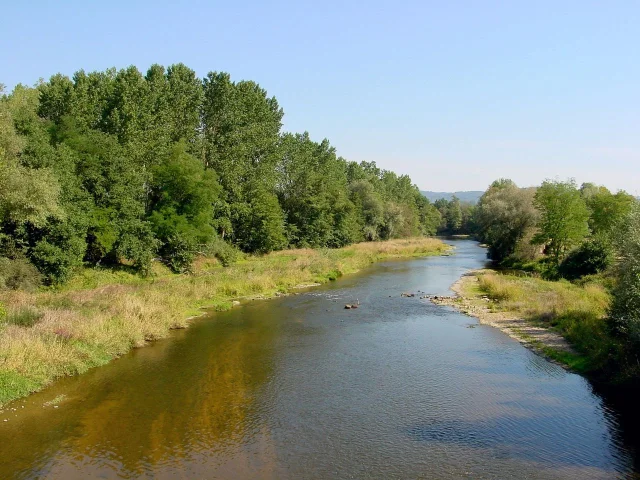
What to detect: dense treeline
<box><xmin>0</xmin><ymin>64</ymin><xmax>441</xmax><ymax>286</ymax></box>
<box><xmin>433</xmin><ymin>196</ymin><xmax>476</xmax><ymax>235</ymax></box>
<box><xmin>474</xmin><ymin>177</ymin><xmax>640</xmax><ymax>380</ymax></box>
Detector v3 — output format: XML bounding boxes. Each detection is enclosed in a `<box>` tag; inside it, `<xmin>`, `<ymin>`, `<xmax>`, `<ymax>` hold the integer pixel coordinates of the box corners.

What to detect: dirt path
<box><xmin>431</xmin><ymin>269</ymin><xmax>577</xmax><ymax>365</ymax></box>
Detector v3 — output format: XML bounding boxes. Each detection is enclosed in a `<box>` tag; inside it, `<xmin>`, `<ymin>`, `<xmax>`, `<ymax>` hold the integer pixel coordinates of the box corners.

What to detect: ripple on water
<box><xmin>0</xmin><ymin>240</ymin><xmax>635</xmax><ymax>480</ymax></box>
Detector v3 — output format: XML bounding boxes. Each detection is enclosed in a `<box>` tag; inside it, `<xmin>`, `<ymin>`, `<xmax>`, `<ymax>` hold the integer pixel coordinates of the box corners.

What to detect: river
<box><xmin>0</xmin><ymin>239</ymin><xmax>637</xmax><ymax>479</ymax></box>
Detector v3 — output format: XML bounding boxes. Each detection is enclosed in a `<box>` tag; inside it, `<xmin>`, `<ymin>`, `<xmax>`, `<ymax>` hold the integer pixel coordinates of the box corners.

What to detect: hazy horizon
<box><xmin>4</xmin><ymin>1</ymin><xmax>638</xmax><ymax>195</ymax></box>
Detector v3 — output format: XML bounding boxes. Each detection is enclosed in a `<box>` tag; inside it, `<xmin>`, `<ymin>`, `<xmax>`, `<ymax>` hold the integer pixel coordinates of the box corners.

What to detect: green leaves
<box><xmin>149</xmin><ymin>142</ymin><xmax>220</xmax><ymax>271</ymax></box>
<box><xmin>533</xmin><ymin>179</ymin><xmax>590</xmax><ymax>265</ymax></box>
<box><xmin>609</xmin><ymin>204</ymin><xmax>640</xmax><ymax>360</ymax></box>
<box><xmin>476</xmin><ymin>181</ymin><xmax>539</xmax><ymax>262</ymax></box>
<box><xmin>2</xmin><ymin>64</ymin><xmax>439</xmax><ymax>286</ymax></box>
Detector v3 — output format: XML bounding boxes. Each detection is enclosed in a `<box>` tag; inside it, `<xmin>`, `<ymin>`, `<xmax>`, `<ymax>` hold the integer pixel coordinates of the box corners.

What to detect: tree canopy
<box><xmin>0</xmin><ymin>65</ymin><xmax>440</xmax><ymax>284</ymax></box>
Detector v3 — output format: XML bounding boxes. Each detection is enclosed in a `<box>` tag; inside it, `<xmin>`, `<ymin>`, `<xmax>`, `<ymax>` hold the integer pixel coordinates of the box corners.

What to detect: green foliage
<box><xmin>558</xmin><ymin>238</ymin><xmax>613</xmax><ymax>280</ymax></box>
<box><xmin>149</xmin><ymin>142</ymin><xmax>219</xmax><ymax>271</ymax></box>
<box><xmin>232</xmin><ymin>186</ymin><xmax>287</xmax><ymax>253</ymax></box>
<box><xmin>0</xmin><ymin>93</ymin><xmax>63</xmax><ymax>227</ymax></box>
<box><xmin>30</xmin><ymin>236</ymin><xmax>84</xmax><ymax>284</ymax></box>
<box><xmin>415</xmin><ymin>194</ymin><xmax>441</xmax><ymax>236</ymax></box>
<box><xmin>446</xmin><ymin>196</ymin><xmax>462</xmax><ymax>232</ymax></box>
<box><xmin>533</xmin><ymin>179</ymin><xmax>590</xmax><ymax>265</ymax></box>
<box><xmin>205</xmin><ymin>237</ymin><xmax>242</xmax><ymax>267</ymax></box>
<box><xmin>0</xmin><ymin>257</ymin><xmax>42</xmax><ymax>290</ymax></box>
<box><xmin>475</xmin><ymin>180</ymin><xmax>539</xmax><ymax>262</ymax></box>
<box><xmin>2</xmin><ymin>65</ymin><xmax>438</xmax><ymax>289</ymax></box>
<box><xmin>2</xmin><ymin>306</ymin><xmax>43</xmax><ymax>327</ymax></box>
<box><xmin>277</xmin><ymin>133</ymin><xmax>358</xmax><ymax>247</ymax></box>
<box><xmin>349</xmin><ymin>180</ymin><xmax>384</xmax><ymax>240</ymax></box>
<box><xmin>581</xmin><ymin>184</ymin><xmax>635</xmax><ymax>241</ymax></box>
<box><xmin>433</xmin><ymin>196</ymin><xmax>476</xmax><ymax>235</ymax></box>
<box><xmin>609</xmin><ymin>205</ymin><xmax>640</xmax><ymax>358</ymax></box>
<box><xmin>473</xmin><ymin>177</ymin><xmax>640</xmax><ymax>382</ymax></box>
<box><xmin>202</xmin><ymin>72</ymin><xmax>284</xmax><ymax>249</ymax></box>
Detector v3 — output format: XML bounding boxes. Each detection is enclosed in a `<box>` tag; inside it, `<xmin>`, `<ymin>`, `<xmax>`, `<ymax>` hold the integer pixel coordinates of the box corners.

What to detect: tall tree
<box><xmin>476</xmin><ymin>180</ymin><xmax>539</xmax><ymax>262</ymax></box>
<box><xmin>582</xmin><ymin>185</ymin><xmax>635</xmax><ymax>240</ymax></box>
<box><xmin>533</xmin><ymin>179</ymin><xmax>590</xmax><ymax>264</ymax></box>
<box><xmin>202</xmin><ymin>72</ymin><xmax>285</xmax><ymax>249</ymax></box>
<box><xmin>277</xmin><ymin>133</ymin><xmax>356</xmax><ymax>247</ymax></box>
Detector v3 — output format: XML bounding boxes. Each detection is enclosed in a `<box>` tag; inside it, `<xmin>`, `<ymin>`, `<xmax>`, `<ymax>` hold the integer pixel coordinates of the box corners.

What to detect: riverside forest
<box><xmin>0</xmin><ymin>64</ymin><xmax>447</xmax><ymax>405</ymax></box>
<box><xmin>2</xmin><ymin>64</ymin><xmax>640</xmax><ymax>478</ymax></box>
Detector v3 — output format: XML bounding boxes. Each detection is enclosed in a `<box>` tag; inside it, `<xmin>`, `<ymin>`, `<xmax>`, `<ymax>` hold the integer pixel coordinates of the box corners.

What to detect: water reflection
<box><xmin>2</xmin><ymin>308</ymin><xmax>279</xmax><ymax>479</ymax></box>
<box><xmin>0</xmin><ymin>240</ymin><xmax>637</xmax><ymax>479</ymax></box>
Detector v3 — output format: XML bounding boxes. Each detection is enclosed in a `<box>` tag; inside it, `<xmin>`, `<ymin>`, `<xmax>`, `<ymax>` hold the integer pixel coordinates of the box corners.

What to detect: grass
<box><xmin>476</xmin><ymin>271</ymin><xmax>613</xmax><ymax>372</ymax></box>
<box><xmin>0</xmin><ymin>237</ymin><xmax>448</xmax><ymax>407</ymax></box>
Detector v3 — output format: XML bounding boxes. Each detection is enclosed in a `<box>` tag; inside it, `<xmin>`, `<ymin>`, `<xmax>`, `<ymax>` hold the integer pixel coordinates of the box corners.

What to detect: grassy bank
<box><xmin>469</xmin><ymin>271</ymin><xmax>612</xmax><ymax>373</ymax></box>
<box><xmin>0</xmin><ymin>237</ymin><xmax>448</xmax><ymax>406</ymax></box>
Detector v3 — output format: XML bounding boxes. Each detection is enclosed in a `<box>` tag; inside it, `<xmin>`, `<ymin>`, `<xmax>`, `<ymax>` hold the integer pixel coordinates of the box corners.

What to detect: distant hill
<box><xmin>421</xmin><ymin>191</ymin><xmax>483</xmax><ymax>204</ymax></box>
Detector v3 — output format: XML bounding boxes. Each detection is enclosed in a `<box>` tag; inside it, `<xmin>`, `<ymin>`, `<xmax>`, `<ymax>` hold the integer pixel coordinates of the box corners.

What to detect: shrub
<box><xmin>609</xmin><ymin>206</ymin><xmax>640</xmax><ymax>354</ymax></box>
<box><xmin>558</xmin><ymin>238</ymin><xmax>612</xmax><ymax>280</ymax></box>
<box><xmin>30</xmin><ymin>239</ymin><xmax>83</xmax><ymax>285</ymax></box>
<box><xmin>160</xmin><ymin>234</ymin><xmax>197</xmax><ymax>273</ymax></box>
<box><xmin>0</xmin><ymin>257</ymin><xmax>42</xmax><ymax>290</ymax></box>
<box><xmin>205</xmin><ymin>237</ymin><xmax>242</xmax><ymax>267</ymax></box>
<box><xmin>3</xmin><ymin>306</ymin><xmax>43</xmax><ymax>327</ymax></box>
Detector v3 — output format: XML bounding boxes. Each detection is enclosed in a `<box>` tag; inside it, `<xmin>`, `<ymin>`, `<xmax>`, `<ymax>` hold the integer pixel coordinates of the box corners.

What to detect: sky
<box><xmin>3</xmin><ymin>1</ymin><xmax>639</xmax><ymax>194</ymax></box>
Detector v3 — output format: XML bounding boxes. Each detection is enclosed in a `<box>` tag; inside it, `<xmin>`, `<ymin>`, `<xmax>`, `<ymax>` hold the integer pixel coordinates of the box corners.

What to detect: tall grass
<box><xmin>477</xmin><ymin>272</ymin><xmax>612</xmax><ymax>371</ymax></box>
<box><xmin>0</xmin><ymin>237</ymin><xmax>448</xmax><ymax>406</ymax></box>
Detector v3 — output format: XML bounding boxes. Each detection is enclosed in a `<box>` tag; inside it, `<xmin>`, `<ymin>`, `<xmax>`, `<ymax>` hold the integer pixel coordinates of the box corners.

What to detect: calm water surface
<box><xmin>1</xmin><ymin>240</ymin><xmax>637</xmax><ymax>479</ymax></box>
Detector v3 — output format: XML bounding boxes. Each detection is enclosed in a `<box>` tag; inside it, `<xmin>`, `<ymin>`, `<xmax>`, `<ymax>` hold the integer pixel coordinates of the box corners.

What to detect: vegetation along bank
<box><xmin>0</xmin><ymin>237</ymin><xmax>447</xmax><ymax>407</ymax></box>
<box><xmin>444</xmin><ymin>178</ymin><xmax>640</xmax><ymax>386</ymax></box>
<box><xmin>0</xmin><ymin>63</ymin><xmax>451</xmax><ymax>405</ymax></box>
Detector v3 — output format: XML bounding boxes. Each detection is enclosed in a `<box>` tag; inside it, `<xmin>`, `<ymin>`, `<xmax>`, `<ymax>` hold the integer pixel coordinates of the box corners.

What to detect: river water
<box><xmin>1</xmin><ymin>240</ymin><xmax>637</xmax><ymax>479</ymax></box>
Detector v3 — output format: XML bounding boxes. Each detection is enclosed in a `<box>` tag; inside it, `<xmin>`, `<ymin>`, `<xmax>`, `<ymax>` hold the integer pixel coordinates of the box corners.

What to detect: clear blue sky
<box><xmin>3</xmin><ymin>1</ymin><xmax>639</xmax><ymax>194</ymax></box>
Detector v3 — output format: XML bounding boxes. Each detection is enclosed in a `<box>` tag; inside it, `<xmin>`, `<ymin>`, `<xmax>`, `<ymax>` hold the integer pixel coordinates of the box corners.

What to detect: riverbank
<box><xmin>432</xmin><ymin>269</ymin><xmax>611</xmax><ymax>373</ymax></box>
<box><xmin>0</xmin><ymin>237</ymin><xmax>448</xmax><ymax>407</ymax></box>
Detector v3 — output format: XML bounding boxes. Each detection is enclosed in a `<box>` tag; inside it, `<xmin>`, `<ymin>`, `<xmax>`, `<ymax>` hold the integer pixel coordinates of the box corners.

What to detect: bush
<box><xmin>0</xmin><ymin>256</ymin><xmax>42</xmax><ymax>290</ymax></box>
<box><xmin>205</xmin><ymin>237</ymin><xmax>242</xmax><ymax>267</ymax></box>
<box><xmin>160</xmin><ymin>234</ymin><xmax>197</xmax><ymax>273</ymax></box>
<box><xmin>3</xmin><ymin>306</ymin><xmax>43</xmax><ymax>327</ymax></box>
<box><xmin>30</xmin><ymin>240</ymin><xmax>80</xmax><ymax>285</ymax></box>
<box><xmin>558</xmin><ymin>238</ymin><xmax>612</xmax><ymax>280</ymax></box>
<box><xmin>609</xmin><ymin>206</ymin><xmax>640</xmax><ymax>354</ymax></box>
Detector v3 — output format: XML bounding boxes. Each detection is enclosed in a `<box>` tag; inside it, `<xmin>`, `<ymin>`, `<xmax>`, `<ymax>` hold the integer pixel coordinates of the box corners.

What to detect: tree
<box><xmin>202</xmin><ymin>72</ymin><xmax>284</xmax><ymax>249</ymax></box>
<box><xmin>277</xmin><ymin>133</ymin><xmax>355</xmax><ymax>247</ymax></box>
<box><xmin>349</xmin><ymin>180</ymin><xmax>384</xmax><ymax>240</ymax></box>
<box><xmin>533</xmin><ymin>179</ymin><xmax>590</xmax><ymax>265</ymax></box>
<box><xmin>1</xmin><ymin>63</ymin><xmax>450</xmax><ymax>287</ymax></box>
<box><xmin>476</xmin><ymin>180</ymin><xmax>539</xmax><ymax>263</ymax></box>
<box><xmin>149</xmin><ymin>142</ymin><xmax>219</xmax><ymax>271</ymax></box>
<box><xmin>582</xmin><ymin>185</ymin><xmax>635</xmax><ymax>240</ymax></box>
<box><xmin>609</xmin><ymin>204</ymin><xmax>640</xmax><ymax>363</ymax></box>
<box><xmin>558</xmin><ymin>237</ymin><xmax>612</xmax><ymax>280</ymax></box>
<box><xmin>446</xmin><ymin>196</ymin><xmax>463</xmax><ymax>233</ymax></box>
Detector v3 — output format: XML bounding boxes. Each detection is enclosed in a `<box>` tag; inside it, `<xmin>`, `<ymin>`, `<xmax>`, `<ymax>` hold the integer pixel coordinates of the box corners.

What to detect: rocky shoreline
<box><xmin>430</xmin><ymin>269</ymin><xmax>577</xmax><ymax>368</ymax></box>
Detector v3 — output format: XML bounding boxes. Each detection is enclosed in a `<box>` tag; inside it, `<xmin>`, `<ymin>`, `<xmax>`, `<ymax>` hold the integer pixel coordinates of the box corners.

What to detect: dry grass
<box><xmin>477</xmin><ymin>272</ymin><xmax>612</xmax><ymax>370</ymax></box>
<box><xmin>0</xmin><ymin>237</ymin><xmax>448</xmax><ymax>406</ymax></box>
